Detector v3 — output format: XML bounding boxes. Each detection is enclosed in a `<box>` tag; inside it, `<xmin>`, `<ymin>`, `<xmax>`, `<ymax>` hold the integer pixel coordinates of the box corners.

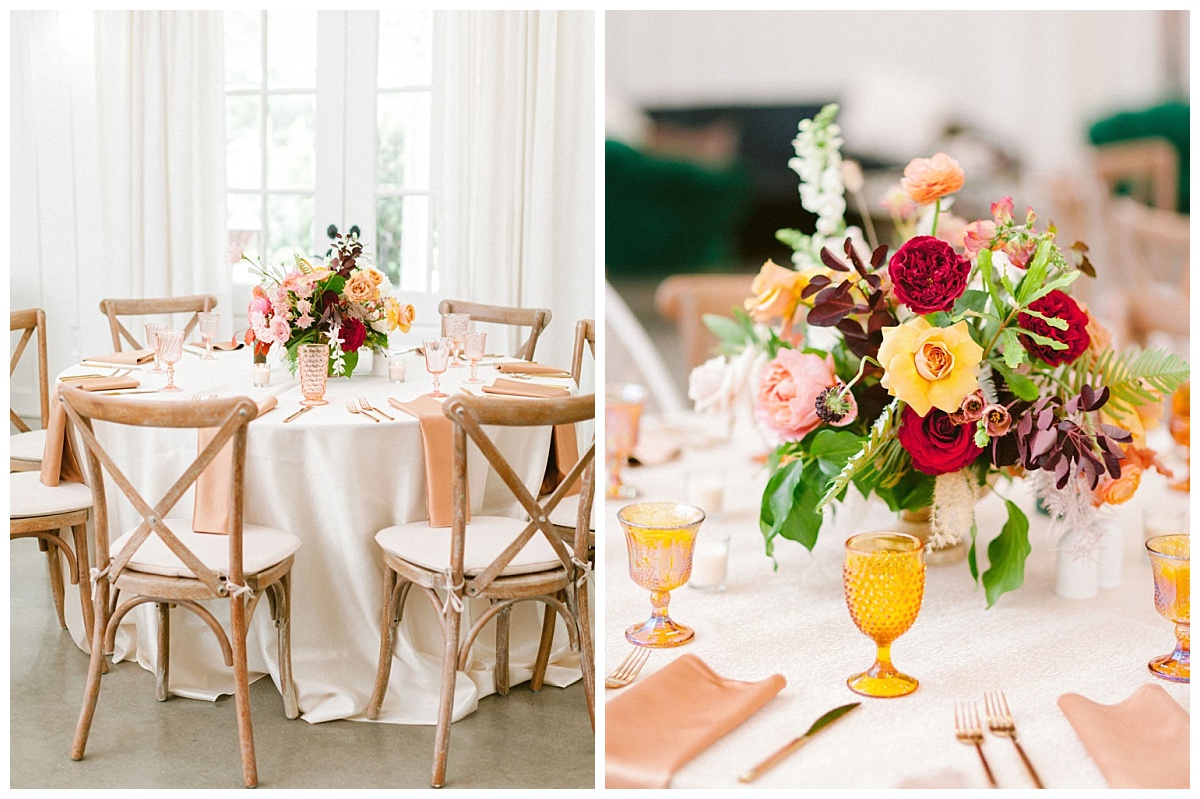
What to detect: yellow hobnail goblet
<box><xmin>618</xmin><ymin>502</ymin><xmax>704</xmax><ymax>648</ymax></box>
<box><xmin>843</xmin><ymin>531</ymin><xmax>925</xmax><ymax>698</ymax></box>
<box><xmin>1146</xmin><ymin>534</ymin><xmax>1189</xmax><ymax>683</ymax></box>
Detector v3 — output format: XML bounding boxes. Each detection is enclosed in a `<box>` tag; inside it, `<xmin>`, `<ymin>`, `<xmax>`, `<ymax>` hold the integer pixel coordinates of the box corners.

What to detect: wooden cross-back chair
<box><xmin>1092</xmin><ymin>137</ymin><xmax>1178</xmax><ymax>213</ymax></box>
<box><xmin>570</xmin><ymin>318</ymin><xmax>595</xmax><ymax>387</ymax></box>
<box><xmin>366</xmin><ymin>392</ymin><xmax>596</xmax><ymax>788</ymax></box>
<box><xmin>10</xmin><ymin>308</ymin><xmax>50</xmax><ymax>471</ymax></box>
<box><xmin>1110</xmin><ymin>198</ymin><xmax>1190</xmax><ymax>348</ymax></box>
<box><xmin>655</xmin><ymin>272</ymin><xmax>756</xmax><ymax>372</ymax></box>
<box><xmin>437</xmin><ymin>299</ymin><xmax>551</xmax><ymax>361</ymax></box>
<box><xmin>98</xmin><ymin>294</ymin><xmax>217</xmax><ymax>352</ymax></box>
<box><xmin>59</xmin><ymin>387</ymin><xmax>301</xmax><ymax>789</ymax></box>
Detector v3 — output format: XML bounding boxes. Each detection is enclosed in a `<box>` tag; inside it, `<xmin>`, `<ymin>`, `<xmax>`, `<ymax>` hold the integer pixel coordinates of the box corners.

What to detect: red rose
<box><xmin>1017</xmin><ymin>290</ymin><xmax>1090</xmax><ymax>366</ymax></box>
<box><xmin>339</xmin><ymin>317</ymin><xmax>367</xmax><ymax>352</ymax></box>
<box><xmin>888</xmin><ymin>235</ymin><xmax>971</xmax><ymax>314</ymax></box>
<box><xmin>898</xmin><ymin>405</ymin><xmax>984</xmax><ymax>475</ymax></box>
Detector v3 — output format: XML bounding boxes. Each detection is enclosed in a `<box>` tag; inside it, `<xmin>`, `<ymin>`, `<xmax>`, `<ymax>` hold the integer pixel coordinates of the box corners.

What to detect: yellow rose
<box><xmin>386</xmin><ymin>297</ymin><xmax>415</xmax><ymax>333</ymax></box>
<box><xmin>877</xmin><ymin>318</ymin><xmax>983</xmax><ymax>416</ymax></box>
<box><xmin>344</xmin><ymin>271</ymin><xmax>377</xmax><ymax>303</ymax></box>
<box><xmin>744</xmin><ymin>259</ymin><xmax>805</xmax><ymax>323</ymax></box>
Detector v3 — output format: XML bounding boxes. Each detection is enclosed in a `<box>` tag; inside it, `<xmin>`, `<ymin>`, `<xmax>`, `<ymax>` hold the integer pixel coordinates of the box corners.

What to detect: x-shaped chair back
<box><xmin>98</xmin><ymin>294</ymin><xmax>217</xmax><ymax>352</ymax></box>
<box><xmin>10</xmin><ymin>308</ymin><xmax>49</xmax><ymax>432</ymax></box>
<box><xmin>437</xmin><ymin>299</ymin><xmax>551</xmax><ymax>362</ymax></box>
<box><xmin>570</xmin><ymin>318</ymin><xmax>595</xmax><ymax>387</ymax></box>
<box><xmin>441</xmin><ymin>393</ymin><xmax>595</xmax><ymax>598</ymax></box>
<box><xmin>58</xmin><ymin>386</ymin><xmax>259</xmax><ymax>596</ymax></box>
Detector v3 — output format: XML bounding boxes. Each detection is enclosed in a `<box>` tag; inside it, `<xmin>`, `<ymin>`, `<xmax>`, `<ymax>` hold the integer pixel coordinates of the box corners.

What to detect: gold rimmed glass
<box><xmin>618</xmin><ymin>502</ymin><xmax>704</xmax><ymax>648</ymax></box>
<box><xmin>1146</xmin><ymin>534</ymin><xmax>1189</xmax><ymax>683</ymax></box>
<box><xmin>843</xmin><ymin>531</ymin><xmax>925</xmax><ymax>698</ymax></box>
<box><xmin>298</xmin><ymin>343</ymin><xmax>330</xmax><ymax>406</ymax></box>
<box><xmin>606</xmin><ymin>384</ymin><xmax>646</xmax><ymax>499</ymax></box>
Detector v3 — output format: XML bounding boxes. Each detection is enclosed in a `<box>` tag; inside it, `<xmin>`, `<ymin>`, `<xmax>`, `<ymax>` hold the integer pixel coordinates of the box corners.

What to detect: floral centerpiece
<box><xmin>244</xmin><ymin>234</ymin><xmax>415</xmax><ymax>377</ymax></box>
<box><xmin>690</xmin><ymin>104</ymin><xmax>1189</xmax><ymax>606</ymax></box>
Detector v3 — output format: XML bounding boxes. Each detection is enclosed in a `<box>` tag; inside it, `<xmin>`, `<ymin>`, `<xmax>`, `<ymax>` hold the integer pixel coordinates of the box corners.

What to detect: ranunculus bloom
<box><xmin>745</xmin><ymin>259</ymin><xmax>805</xmax><ymax>323</ymax></box>
<box><xmin>1017</xmin><ymin>290</ymin><xmax>1090</xmax><ymax>366</ymax></box>
<box><xmin>755</xmin><ymin>349</ymin><xmax>838</xmax><ymax>442</ymax></box>
<box><xmin>881</xmin><ymin>183</ymin><xmax>918</xmax><ymax>218</ymax></box>
<box><xmin>898</xmin><ymin>405</ymin><xmax>985</xmax><ymax>476</ymax></box>
<box><xmin>888</xmin><ymin>236</ymin><xmax>971</xmax><ymax>315</ymax></box>
<box><xmin>1093</xmin><ymin>461</ymin><xmax>1142</xmax><ymax>506</ymax></box>
<box><xmin>878</xmin><ymin>318</ymin><xmax>983</xmax><ymax>417</ymax></box>
<box><xmin>900</xmin><ymin>152</ymin><xmax>965</xmax><ymax>206</ymax></box>
<box><xmin>343</xmin><ymin>271</ymin><xmax>377</xmax><ymax>304</ymax></box>
<box><xmin>339</xmin><ymin>317</ymin><xmax>367</xmax><ymax>352</ymax></box>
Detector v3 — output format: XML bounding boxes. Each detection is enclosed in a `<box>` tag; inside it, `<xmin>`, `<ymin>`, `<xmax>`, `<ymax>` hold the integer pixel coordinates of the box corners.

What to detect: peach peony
<box><xmin>755</xmin><ymin>349</ymin><xmax>838</xmax><ymax>441</ymax></box>
<box><xmin>901</xmin><ymin>152</ymin><xmax>965</xmax><ymax>206</ymax></box>
<box><xmin>744</xmin><ymin>259</ymin><xmax>805</xmax><ymax>323</ymax></box>
<box><xmin>877</xmin><ymin>318</ymin><xmax>983</xmax><ymax>417</ymax></box>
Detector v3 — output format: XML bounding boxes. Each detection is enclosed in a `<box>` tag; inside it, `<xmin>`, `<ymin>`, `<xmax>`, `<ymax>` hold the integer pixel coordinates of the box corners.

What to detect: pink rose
<box><xmin>269</xmin><ymin>316</ymin><xmax>291</xmax><ymax>344</ymax></box>
<box><xmin>755</xmin><ymin>349</ymin><xmax>838</xmax><ymax>442</ymax></box>
<box><xmin>248</xmin><ymin>295</ymin><xmax>270</xmax><ymax>318</ymax></box>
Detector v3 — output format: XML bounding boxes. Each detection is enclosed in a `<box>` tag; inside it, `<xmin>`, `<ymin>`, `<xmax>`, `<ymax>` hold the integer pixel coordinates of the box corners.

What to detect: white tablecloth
<box><xmin>59</xmin><ymin>347</ymin><xmax>584</xmax><ymax>724</ymax></box>
<box><xmin>604</xmin><ymin>413</ymin><xmax>1190</xmax><ymax>789</ymax></box>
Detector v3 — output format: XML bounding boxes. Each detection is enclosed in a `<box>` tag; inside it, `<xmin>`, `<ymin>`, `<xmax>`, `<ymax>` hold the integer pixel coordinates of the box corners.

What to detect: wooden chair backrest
<box><xmin>1110</xmin><ymin>198</ymin><xmax>1190</xmax><ymax>344</ymax></box>
<box><xmin>99</xmin><ymin>294</ymin><xmax>218</xmax><ymax>352</ymax></box>
<box><xmin>10</xmin><ymin>308</ymin><xmax>50</xmax><ymax>431</ymax></box>
<box><xmin>58</xmin><ymin>387</ymin><xmax>259</xmax><ymax>596</ymax></box>
<box><xmin>1093</xmin><ymin>138</ymin><xmax>1178</xmax><ymax>212</ymax></box>
<box><xmin>442</xmin><ymin>393</ymin><xmax>595</xmax><ymax>598</ymax></box>
<box><xmin>437</xmin><ymin>299</ymin><xmax>551</xmax><ymax>361</ymax></box>
<box><xmin>571</xmin><ymin>319</ymin><xmax>595</xmax><ymax>387</ymax></box>
<box><xmin>654</xmin><ymin>273</ymin><xmax>755</xmax><ymax>371</ymax></box>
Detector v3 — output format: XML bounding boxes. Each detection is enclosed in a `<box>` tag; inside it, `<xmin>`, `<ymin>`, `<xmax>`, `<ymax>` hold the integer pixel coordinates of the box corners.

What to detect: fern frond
<box><xmin>817</xmin><ymin>399</ymin><xmax>901</xmax><ymax>509</ymax></box>
<box><xmin>1069</xmin><ymin>347</ymin><xmax>1190</xmax><ymax>418</ymax></box>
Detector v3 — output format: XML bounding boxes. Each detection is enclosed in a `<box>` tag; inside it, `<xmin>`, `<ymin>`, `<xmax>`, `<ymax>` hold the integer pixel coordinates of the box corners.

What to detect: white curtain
<box><xmin>431</xmin><ymin>11</ymin><xmax>595</xmax><ymax>368</ymax></box>
<box><xmin>9</xmin><ymin>11</ymin><xmax>226</xmax><ymax>418</ymax></box>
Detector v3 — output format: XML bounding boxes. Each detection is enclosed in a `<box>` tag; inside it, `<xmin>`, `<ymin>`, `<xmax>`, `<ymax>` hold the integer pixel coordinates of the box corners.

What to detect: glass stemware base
<box><xmin>847</xmin><ymin>649</ymin><xmax>919</xmax><ymax>698</ymax></box>
<box><xmin>625</xmin><ymin>606</ymin><xmax>694</xmax><ymax>648</ymax></box>
<box><xmin>1149</xmin><ymin>627</ymin><xmax>1190</xmax><ymax>682</ymax></box>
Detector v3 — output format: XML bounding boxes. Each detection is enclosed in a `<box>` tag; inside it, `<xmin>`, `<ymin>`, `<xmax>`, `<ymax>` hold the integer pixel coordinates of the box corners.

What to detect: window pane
<box><xmin>224</xmin><ymin>11</ymin><xmax>262</xmax><ymax>89</ymax></box>
<box><xmin>226</xmin><ymin>95</ymin><xmax>261</xmax><ymax>190</ymax></box>
<box><xmin>376</xmin><ymin>195</ymin><xmax>430</xmax><ymax>291</ymax></box>
<box><xmin>378</xmin><ymin>10</ymin><xmax>432</xmax><ymax>87</ymax></box>
<box><xmin>267</xmin><ymin>95</ymin><xmax>315</xmax><ymax>189</ymax></box>
<box><xmin>266</xmin><ymin>194</ymin><xmax>315</xmax><ymax>269</ymax></box>
<box><xmin>266</xmin><ymin>10</ymin><xmax>317</xmax><ymax>88</ymax></box>
<box><xmin>376</xmin><ymin>92</ymin><xmax>431</xmax><ymax>190</ymax></box>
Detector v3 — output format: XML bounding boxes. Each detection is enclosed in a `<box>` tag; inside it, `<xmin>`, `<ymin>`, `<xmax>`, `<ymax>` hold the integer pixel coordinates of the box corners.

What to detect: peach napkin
<box><xmin>605</xmin><ymin>654</ymin><xmax>787</xmax><ymax>788</ymax></box>
<box><xmin>388</xmin><ymin>395</ymin><xmax>468</xmax><ymax>528</ymax></box>
<box><xmin>40</xmin><ymin>377</ymin><xmax>142</xmax><ymax>487</ymax></box>
<box><xmin>84</xmin><ymin>349</ymin><xmax>155</xmax><ymax>366</ymax></box>
<box><xmin>481</xmin><ymin>379</ymin><xmax>581</xmax><ymax>496</ymax></box>
<box><xmin>1058</xmin><ymin>683</ymin><xmax>1189</xmax><ymax>788</ymax></box>
<box><xmin>495</xmin><ymin>362</ymin><xmax>572</xmax><ymax>377</ymax></box>
<box><xmin>192</xmin><ymin>397</ymin><xmax>278</xmax><ymax>535</ymax></box>
<box><xmin>189</xmin><ymin>339</ymin><xmax>244</xmax><ymax>352</ymax></box>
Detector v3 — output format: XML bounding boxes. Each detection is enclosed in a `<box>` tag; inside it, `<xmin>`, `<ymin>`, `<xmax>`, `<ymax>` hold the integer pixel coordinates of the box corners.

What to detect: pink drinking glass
<box><xmin>444</xmin><ymin>313</ymin><xmax>469</xmax><ymax>367</ymax></box>
<box><xmin>298</xmin><ymin>343</ymin><xmax>330</xmax><ymax>406</ymax></box>
<box><xmin>198</xmin><ymin>311</ymin><xmax>220</xmax><ymax>360</ymax></box>
<box><xmin>144</xmin><ymin>322</ymin><xmax>167</xmax><ymax>373</ymax></box>
<box><xmin>423</xmin><ymin>337</ymin><xmax>451</xmax><ymax>398</ymax></box>
<box><xmin>464</xmin><ymin>331</ymin><xmax>487</xmax><ymax>384</ymax></box>
<box><xmin>156</xmin><ymin>330</ymin><xmax>184</xmax><ymax>392</ymax></box>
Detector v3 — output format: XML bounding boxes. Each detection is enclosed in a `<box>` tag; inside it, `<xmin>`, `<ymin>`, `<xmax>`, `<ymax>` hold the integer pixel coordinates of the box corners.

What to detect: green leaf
<box><xmin>1015</xmin><ymin>327</ymin><xmax>1068</xmax><ymax>351</ymax></box>
<box><xmin>809</xmin><ymin>429</ymin><xmax>863</xmax><ymax>463</ymax></box>
<box><xmin>703</xmin><ymin>313</ymin><xmax>749</xmax><ymax>349</ymax></box>
<box><xmin>817</xmin><ymin>400</ymin><xmax>901</xmax><ymax>510</ymax></box>
<box><xmin>952</xmin><ymin>289</ymin><xmax>991</xmax><ymax>319</ymax></box>
<box><xmin>982</xmin><ymin>500</ymin><xmax>1031</xmax><ymax>607</ymax></box>
<box><xmin>925</xmin><ymin>311</ymin><xmax>953</xmax><ymax>327</ymax></box>
<box><xmin>991</xmin><ymin>359</ymin><xmax>1039</xmax><ymax>401</ymax></box>
<box><xmin>1000</xmin><ymin>328</ymin><xmax>1027</xmax><ymax>369</ymax></box>
<box><xmin>1018</xmin><ymin>308</ymin><xmax>1069</xmax><ymax>330</ymax></box>
<box><xmin>760</xmin><ymin>458</ymin><xmax>824</xmax><ymax>553</ymax></box>
<box><xmin>1020</xmin><ymin>270</ymin><xmax>1081</xmax><ymax>306</ymax></box>
<box><xmin>1015</xmin><ymin>239</ymin><xmax>1053</xmax><ymax>305</ymax></box>
<box><xmin>873</xmin><ymin>468</ymin><xmax>934</xmax><ymax>513</ymax></box>
<box><xmin>967</xmin><ymin>521</ymin><xmax>980</xmax><ymax>585</ymax></box>
<box><xmin>973</xmin><ymin>421</ymin><xmax>990</xmax><ymax>448</ymax></box>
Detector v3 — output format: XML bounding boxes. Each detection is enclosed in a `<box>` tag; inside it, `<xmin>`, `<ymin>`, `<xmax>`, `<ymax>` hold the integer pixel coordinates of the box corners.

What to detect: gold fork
<box><xmin>984</xmin><ymin>691</ymin><xmax>1043</xmax><ymax>788</ymax></box>
<box><xmin>346</xmin><ymin>399</ymin><xmax>380</xmax><ymax>422</ymax></box>
<box><xmin>955</xmin><ymin>701</ymin><xmax>997</xmax><ymax>788</ymax></box>
<box><xmin>604</xmin><ymin>647</ymin><xmax>650</xmax><ymax>689</ymax></box>
<box><xmin>357</xmin><ymin>396</ymin><xmax>393</xmax><ymax>420</ymax></box>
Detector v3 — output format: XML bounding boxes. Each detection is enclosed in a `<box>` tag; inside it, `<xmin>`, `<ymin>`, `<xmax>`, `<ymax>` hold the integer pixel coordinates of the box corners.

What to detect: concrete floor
<box><xmin>9</xmin><ymin>542</ymin><xmax>595</xmax><ymax>789</ymax></box>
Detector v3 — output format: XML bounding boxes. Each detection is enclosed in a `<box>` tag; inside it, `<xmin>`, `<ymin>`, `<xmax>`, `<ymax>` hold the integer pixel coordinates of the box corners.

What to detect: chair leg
<box><xmin>494</xmin><ymin>602</ymin><xmax>510</xmax><ymax>696</ymax></box>
<box><xmin>71</xmin><ymin>587</ymin><xmax>108</xmax><ymax>760</ymax></box>
<box><xmin>576</xmin><ymin>581</ymin><xmax>595</xmax><ymax>730</ymax></box>
<box><xmin>431</xmin><ymin>604</ymin><xmax>461</xmax><ymax>789</ymax></box>
<box><xmin>230</xmin><ymin>595</ymin><xmax>258</xmax><ymax>789</ymax></box>
<box><xmin>70</xmin><ymin>523</ymin><xmax>95</xmax><ymax>647</ymax></box>
<box><xmin>155</xmin><ymin>603</ymin><xmax>171</xmax><ymax>701</ymax></box>
<box><xmin>44</xmin><ymin>538</ymin><xmax>68</xmax><ymax>630</ymax></box>
<box><xmin>367</xmin><ymin>568</ymin><xmax>400</xmax><ymax>720</ymax></box>
<box><xmin>276</xmin><ymin>572</ymin><xmax>299</xmax><ymax>719</ymax></box>
<box><xmin>530</xmin><ymin>602</ymin><xmax>557</xmax><ymax>692</ymax></box>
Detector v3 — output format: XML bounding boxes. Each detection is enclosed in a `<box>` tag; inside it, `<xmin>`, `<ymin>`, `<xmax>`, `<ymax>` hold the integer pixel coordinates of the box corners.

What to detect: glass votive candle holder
<box><xmin>388</xmin><ymin>354</ymin><xmax>407</xmax><ymax>384</ymax></box>
<box><xmin>686</xmin><ymin>469</ymin><xmax>725</xmax><ymax>519</ymax></box>
<box><xmin>688</xmin><ymin>528</ymin><xmax>730</xmax><ymax>593</ymax></box>
<box><xmin>252</xmin><ymin>361</ymin><xmax>270</xmax><ymax>387</ymax></box>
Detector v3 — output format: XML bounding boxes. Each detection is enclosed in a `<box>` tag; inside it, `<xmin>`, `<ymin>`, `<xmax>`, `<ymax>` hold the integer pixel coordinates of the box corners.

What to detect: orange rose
<box><xmin>1093</xmin><ymin>461</ymin><xmax>1142</xmax><ymax>506</ymax></box>
<box><xmin>343</xmin><ymin>271</ymin><xmax>377</xmax><ymax>303</ymax></box>
<box><xmin>744</xmin><ymin>259</ymin><xmax>804</xmax><ymax>323</ymax></box>
<box><xmin>901</xmin><ymin>152</ymin><xmax>965</xmax><ymax>206</ymax></box>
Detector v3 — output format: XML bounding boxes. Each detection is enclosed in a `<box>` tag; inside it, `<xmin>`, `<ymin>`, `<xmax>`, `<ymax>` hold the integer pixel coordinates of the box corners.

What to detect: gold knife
<box><xmin>738</xmin><ymin>702</ymin><xmax>861</xmax><ymax>783</ymax></box>
<box><xmin>283</xmin><ymin>406</ymin><xmax>314</xmax><ymax>423</ymax></box>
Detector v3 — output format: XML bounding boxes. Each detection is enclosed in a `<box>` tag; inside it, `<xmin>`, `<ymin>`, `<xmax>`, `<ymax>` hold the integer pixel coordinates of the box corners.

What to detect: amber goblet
<box><xmin>618</xmin><ymin>502</ymin><xmax>704</xmax><ymax>648</ymax></box>
<box><xmin>843</xmin><ymin>532</ymin><xmax>925</xmax><ymax>698</ymax></box>
<box><xmin>1146</xmin><ymin>534</ymin><xmax>1189</xmax><ymax>683</ymax></box>
<box><xmin>605</xmin><ymin>384</ymin><xmax>646</xmax><ymax>499</ymax></box>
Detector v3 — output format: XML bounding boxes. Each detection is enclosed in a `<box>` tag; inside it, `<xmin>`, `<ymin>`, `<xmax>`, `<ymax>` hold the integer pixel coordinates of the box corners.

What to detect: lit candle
<box><xmin>253</xmin><ymin>362</ymin><xmax>270</xmax><ymax>387</ymax></box>
<box><xmin>389</xmin><ymin>357</ymin><xmax>406</xmax><ymax>384</ymax></box>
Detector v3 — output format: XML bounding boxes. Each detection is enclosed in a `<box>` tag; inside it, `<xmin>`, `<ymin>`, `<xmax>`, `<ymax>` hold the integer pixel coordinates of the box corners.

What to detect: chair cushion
<box><xmin>375</xmin><ymin>516</ymin><xmax>566</xmax><ymax>577</ymax></box>
<box><xmin>110</xmin><ymin>517</ymin><xmax>302</xmax><ymax>579</ymax></box>
<box><xmin>547</xmin><ymin>493</ymin><xmax>596</xmax><ymax>532</ymax></box>
<box><xmin>9</xmin><ymin>429</ymin><xmax>47</xmax><ymax>463</ymax></box>
<box><xmin>9</xmin><ymin>472</ymin><xmax>92</xmax><ymax>518</ymax></box>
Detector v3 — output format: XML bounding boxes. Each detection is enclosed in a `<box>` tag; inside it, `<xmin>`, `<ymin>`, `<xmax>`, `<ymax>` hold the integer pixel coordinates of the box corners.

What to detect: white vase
<box><xmin>371</xmin><ymin>349</ymin><xmax>388</xmax><ymax>377</ymax></box>
<box><xmin>1055</xmin><ymin>530</ymin><xmax>1098</xmax><ymax>599</ymax></box>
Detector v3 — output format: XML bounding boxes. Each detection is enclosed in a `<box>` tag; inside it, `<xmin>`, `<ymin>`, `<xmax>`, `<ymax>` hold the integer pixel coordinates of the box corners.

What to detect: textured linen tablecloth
<box><xmin>56</xmin><ymin>348</ymin><xmax>585</xmax><ymax>724</ymax></box>
<box><xmin>604</xmin><ymin>413</ymin><xmax>1191</xmax><ymax>789</ymax></box>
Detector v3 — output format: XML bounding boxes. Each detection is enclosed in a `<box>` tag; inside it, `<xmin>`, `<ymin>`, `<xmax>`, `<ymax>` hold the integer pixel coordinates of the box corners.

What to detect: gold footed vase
<box><xmin>897</xmin><ymin>507</ymin><xmax>968</xmax><ymax>567</ymax></box>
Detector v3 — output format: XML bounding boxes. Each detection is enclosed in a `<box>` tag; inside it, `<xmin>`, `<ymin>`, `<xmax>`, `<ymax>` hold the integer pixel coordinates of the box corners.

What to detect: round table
<box><xmin>604</xmin><ymin>412</ymin><xmax>1190</xmax><ymax>788</ymax></box>
<box><xmin>60</xmin><ymin>347</ymin><xmax>584</xmax><ymax>724</ymax></box>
